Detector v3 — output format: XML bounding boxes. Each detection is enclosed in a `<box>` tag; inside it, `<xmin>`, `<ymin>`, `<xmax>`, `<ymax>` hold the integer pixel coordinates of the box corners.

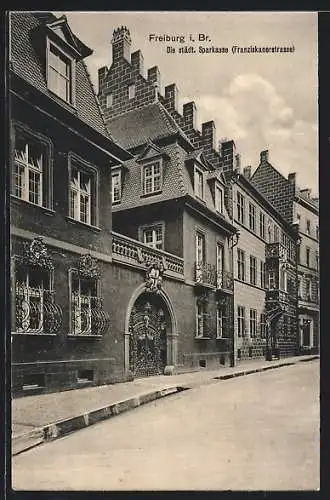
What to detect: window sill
<box><xmin>66</xmin><ymin>217</ymin><xmax>101</xmax><ymax>232</ymax></box>
<box><xmin>11</xmin><ymin>332</ymin><xmax>57</xmax><ymax>336</ymax></box>
<box><xmin>194</xmin><ymin>336</ymin><xmax>212</xmax><ymax>340</ymax></box>
<box><xmin>140</xmin><ymin>190</ymin><xmax>163</xmax><ymax>199</ymax></box>
<box><xmin>10</xmin><ymin>195</ymin><xmax>55</xmax><ymax>215</ymax></box>
<box><xmin>216</xmin><ymin>336</ymin><xmax>229</xmax><ymax>340</ymax></box>
<box><xmin>67</xmin><ymin>334</ymin><xmax>103</xmax><ymax>339</ymax></box>
<box><xmin>112</xmin><ymin>200</ymin><xmax>122</xmax><ymax>205</ymax></box>
<box><xmin>47</xmin><ymin>87</ymin><xmax>77</xmax><ymax>112</ymax></box>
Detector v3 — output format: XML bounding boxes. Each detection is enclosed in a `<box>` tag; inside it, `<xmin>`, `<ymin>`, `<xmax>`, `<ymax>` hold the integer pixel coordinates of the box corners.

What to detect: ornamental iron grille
<box><xmin>129</xmin><ymin>295</ymin><xmax>167</xmax><ymax>377</ymax></box>
<box><xmin>70</xmin><ymin>255</ymin><xmax>110</xmax><ymax>336</ymax></box>
<box><xmin>14</xmin><ymin>239</ymin><xmax>62</xmax><ymax>334</ymax></box>
<box><xmin>195</xmin><ymin>262</ymin><xmax>217</xmax><ymax>287</ymax></box>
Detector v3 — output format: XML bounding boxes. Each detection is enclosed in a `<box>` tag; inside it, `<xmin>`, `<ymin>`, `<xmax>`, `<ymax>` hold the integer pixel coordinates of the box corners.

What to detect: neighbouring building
<box><xmin>224</xmin><ymin>149</ymin><xmax>299</xmax><ymax>361</ymax></box>
<box><xmin>251</xmin><ymin>153</ymin><xmax>319</xmax><ymax>354</ymax></box>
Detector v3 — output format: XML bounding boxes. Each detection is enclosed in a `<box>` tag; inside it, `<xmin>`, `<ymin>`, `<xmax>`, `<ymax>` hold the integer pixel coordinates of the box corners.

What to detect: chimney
<box><xmin>300</xmin><ymin>188</ymin><xmax>311</xmax><ymax>199</ymax></box>
<box><xmin>288</xmin><ymin>172</ymin><xmax>296</xmax><ymax>185</ymax></box>
<box><xmin>112</xmin><ymin>26</ymin><xmax>131</xmax><ymax>64</ymax></box>
<box><xmin>220</xmin><ymin>139</ymin><xmax>236</xmax><ymax>181</ymax></box>
<box><xmin>243</xmin><ymin>166</ymin><xmax>251</xmax><ymax>179</ymax></box>
<box><xmin>183</xmin><ymin>101</ymin><xmax>197</xmax><ymax>130</ymax></box>
<box><xmin>202</xmin><ymin>121</ymin><xmax>216</xmax><ymax>152</ymax></box>
<box><xmin>131</xmin><ymin>50</ymin><xmax>144</xmax><ymax>76</ymax></box>
<box><xmin>165</xmin><ymin>83</ymin><xmax>179</xmax><ymax>112</ymax></box>
<box><xmin>147</xmin><ymin>66</ymin><xmax>161</xmax><ymax>90</ymax></box>
<box><xmin>98</xmin><ymin>65</ymin><xmax>108</xmax><ymax>94</ymax></box>
<box><xmin>235</xmin><ymin>154</ymin><xmax>241</xmax><ymax>172</ymax></box>
<box><xmin>260</xmin><ymin>149</ymin><xmax>269</xmax><ymax>164</ymax></box>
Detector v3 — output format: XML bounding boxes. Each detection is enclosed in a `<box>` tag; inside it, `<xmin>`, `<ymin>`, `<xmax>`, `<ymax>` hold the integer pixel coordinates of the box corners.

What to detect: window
<box><xmin>216</xmin><ymin>307</ymin><xmax>226</xmax><ymax>338</ymax></box>
<box><xmin>128</xmin><ymin>84</ymin><xmax>136</xmax><ymax>100</ymax></box>
<box><xmin>216</xmin><ymin>243</ymin><xmax>223</xmax><ymax>287</ymax></box>
<box><xmin>298</xmin><ymin>276</ymin><xmax>303</xmax><ymax>298</ymax></box>
<box><xmin>194</xmin><ymin>168</ymin><xmax>204</xmax><ymax>199</ymax></box>
<box><xmin>112</xmin><ymin>170</ymin><xmax>121</xmax><ymax>203</ymax></box>
<box><xmin>306</xmin><ymin>219</ymin><xmax>311</xmax><ymax>235</ymax></box>
<box><xmin>143</xmin><ymin>161</ymin><xmax>162</xmax><ymax>195</ymax></box>
<box><xmin>316</xmin><ymin>225</ymin><xmax>319</xmax><ymax>240</ymax></box>
<box><xmin>274</xmin><ymin>225</ymin><xmax>280</xmax><ymax>243</ymax></box>
<box><xmin>47</xmin><ymin>42</ymin><xmax>73</xmax><ymax>104</ymax></box>
<box><xmin>297</xmin><ymin>245</ymin><xmax>301</xmax><ymax>264</ymax></box>
<box><xmin>237</xmin><ymin>192</ymin><xmax>245</xmax><ymax>224</ymax></box>
<box><xmin>106</xmin><ymin>93</ymin><xmax>113</xmax><ymax>108</ymax></box>
<box><xmin>268</xmin><ymin>271</ymin><xmax>276</xmax><ymax>290</ymax></box>
<box><xmin>260</xmin><ymin>313</ymin><xmax>266</xmax><ymax>338</ymax></box>
<box><xmin>196</xmin><ymin>232</ymin><xmax>205</xmax><ymax>264</ymax></box>
<box><xmin>280</xmin><ymin>266</ymin><xmax>287</xmax><ymax>292</ymax></box>
<box><xmin>237</xmin><ymin>248</ymin><xmax>245</xmax><ymax>281</ymax></box>
<box><xmin>259</xmin><ymin>212</ymin><xmax>265</xmax><ymax>239</ymax></box>
<box><xmin>142</xmin><ymin>224</ymin><xmax>163</xmax><ymax>250</ymax></box>
<box><xmin>71</xmin><ymin>274</ymin><xmax>99</xmax><ymax>336</ymax></box>
<box><xmin>306</xmin><ymin>247</ymin><xmax>310</xmax><ymax>267</ymax></box>
<box><xmin>296</xmin><ymin>213</ymin><xmax>301</xmax><ymax>226</ymax></box>
<box><xmin>306</xmin><ymin>278</ymin><xmax>312</xmax><ymax>300</ymax></box>
<box><xmin>69</xmin><ymin>160</ymin><xmax>96</xmax><ymax>225</ymax></box>
<box><xmin>196</xmin><ymin>301</ymin><xmax>206</xmax><ymax>338</ymax></box>
<box><xmin>250</xmin><ymin>256</ymin><xmax>257</xmax><ymax>285</ymax></box>
<box><xmin>15</xmin><ymin>266</ymin><xmax>51</xmax><ymax>334</ymax></box>
<box><xmin>260</xmin><ymin>261</ymin><xmax>266</xmax><ymax>289</ymax></box>
<box><xmin>316</xmin><ymin>251</ymin><xmax>319</xmax><ymax>271</ymax></box>
<box><xmin>237</xmin><ymin>306</ymin><xmax>245</xmax><ymax>337</ymax></box>
<box><xmin>267</xmin><ymin>221</ymin><xmax>273</xmax><ymax>243</ymax></box>
<box><xmin>249</xmin><ymin>203</ymin><xmax>256</xmax><ymax>232</ymax></box>
<box><xmin>215</xmin><ymin>185</ymin><xmax>224</xmax><ymax>213</ymax></box>
<box><xmin>12</xmin><ymin>127</ymin><xmax>50</xmax><ymax>207</ymax></box>
<box><xmin>250</xmin><ymin>309</ymin><xmax>257</xmax><ymax>337</ymax></box>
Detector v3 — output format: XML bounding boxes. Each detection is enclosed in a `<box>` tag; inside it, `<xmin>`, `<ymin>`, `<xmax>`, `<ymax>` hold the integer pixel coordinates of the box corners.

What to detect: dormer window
<box><xmin>194</xmin><ymin>167</ymin><xmax>204</xmax><ymax>200</ymax></box>
<box><xmin>215</xmin><ymin>185</ymin><xmax>224</xmax><ymax>213</ymax></box>
<box><xmin>112</xmin><ymin>169</ymin><xmax>122</xmax><ymax>203</ymax></box>
<box><xmin>47</xmin><ymin>40</ymin><xmax>74</xmax><ymax>105</ymax></box>
<box><xmin>142</xmin><ymin>161</ymin><xmax>162</xmax><ymax>195</ymax></box>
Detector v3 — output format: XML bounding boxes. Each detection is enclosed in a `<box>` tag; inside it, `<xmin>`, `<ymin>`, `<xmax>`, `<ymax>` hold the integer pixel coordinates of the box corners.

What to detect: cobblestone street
<box><xmin>12</xmin><ymin>360</ymin><xmax>319</xmax><ymax>491</ymax></box>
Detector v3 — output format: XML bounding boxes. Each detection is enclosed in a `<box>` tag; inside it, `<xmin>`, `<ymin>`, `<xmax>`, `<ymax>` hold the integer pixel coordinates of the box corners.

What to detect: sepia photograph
<box><xmin>8</xmin><ymin>10</ymin><xmax>319</xmax><ymax>491</ymax></box>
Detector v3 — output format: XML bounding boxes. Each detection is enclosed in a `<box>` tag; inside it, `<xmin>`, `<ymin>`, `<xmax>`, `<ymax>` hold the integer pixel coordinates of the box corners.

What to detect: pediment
<box><xmin>136</xmin><ymin>142</ymin><xmax>168</xmax><ymax>163</ymax></box>
<box><xmin>46</xmin><ymin>16</ymin><xmax>92</xmax><ymax>59</ymax></box>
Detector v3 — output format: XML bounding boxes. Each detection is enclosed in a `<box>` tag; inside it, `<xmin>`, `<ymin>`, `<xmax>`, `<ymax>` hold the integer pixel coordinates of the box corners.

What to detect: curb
<box><xmin>12</xmin><ymin>385</ymin><xmax>180</xmax><ymax>456</ymax></box>
<box><xmin>12</xmin><ymin>355</ymin><xmax>319</xmax><ymax>456</ymax></box>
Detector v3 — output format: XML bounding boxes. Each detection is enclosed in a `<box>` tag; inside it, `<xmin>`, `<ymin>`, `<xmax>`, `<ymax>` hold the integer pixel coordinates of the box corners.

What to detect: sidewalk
<box><xmin>11</xmin><ymin>354</ymin><xmax>319</xmax><ymax>455</ymax></box>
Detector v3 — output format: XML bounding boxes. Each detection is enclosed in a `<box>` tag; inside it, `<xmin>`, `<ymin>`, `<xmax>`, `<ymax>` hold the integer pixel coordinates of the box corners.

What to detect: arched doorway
<box><xmin>128</xmin><ymin>292</ymin><xmax>173</xmax><ymax>377</ymax></box>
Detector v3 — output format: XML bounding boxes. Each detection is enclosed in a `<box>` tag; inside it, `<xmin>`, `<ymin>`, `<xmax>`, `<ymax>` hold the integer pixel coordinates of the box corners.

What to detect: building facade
<box><xmin>9</xmin><ymin>16</ymin><xmax>310</xmax><ymax>397</ymax></box>
<box><xmin>251</xmin><ymin>153</ymin><xmax>319</xmax><ymax>354</ymax></box>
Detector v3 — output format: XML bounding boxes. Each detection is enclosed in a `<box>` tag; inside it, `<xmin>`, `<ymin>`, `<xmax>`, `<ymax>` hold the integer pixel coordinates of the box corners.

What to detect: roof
<box><xmin>106</xmin><ymin>102</ymin><xmax>193</xmax><ymax>150</ymax></box>
<box><xmin>9</xmin><ymin>12</ymin><xmax>114</xmax><ymax>141</ymax></box>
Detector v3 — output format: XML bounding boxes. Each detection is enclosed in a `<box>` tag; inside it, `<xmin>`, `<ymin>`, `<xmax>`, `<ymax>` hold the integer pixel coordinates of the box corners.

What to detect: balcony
<box><xmin>112</xmin><ymin>232</ymin><xmax>184</xmax><ymax>280</ymax></box>
<box><xmin>216</xmin><ymin>270</ymin><xmax>234</xmax><ymax>294</ymax></box>
<box><xmin>195</xmin><ymin>263</ymin><xmax>233</xmax><ymax>293</ymax></box>
<box><xmin>265</xmin><ymin>243</ymin><xmax>287</xmax><ymax>260</ymax></box>
<box><xmin>266</xmin><ymin>242</ymin><xmax>296</xmax><ymax>265</ymax></box>
<box><xmin>298</xmin><ymin>293</ymin><xmax>319</xmax><ymax>306</ymax></box>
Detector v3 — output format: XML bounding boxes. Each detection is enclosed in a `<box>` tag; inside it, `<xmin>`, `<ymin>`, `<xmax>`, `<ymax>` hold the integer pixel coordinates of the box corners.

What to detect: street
<box><xmin>12</xmin><ymin>360</ymin><xmax>319</xmax><ymax>491</ymax></box>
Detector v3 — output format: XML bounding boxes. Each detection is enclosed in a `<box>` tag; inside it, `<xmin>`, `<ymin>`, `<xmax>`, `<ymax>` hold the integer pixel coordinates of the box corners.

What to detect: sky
<box><xmin>60</xmin><ymin>11</ymin><xmax>318</xmax><ymax>195</ymax></box>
